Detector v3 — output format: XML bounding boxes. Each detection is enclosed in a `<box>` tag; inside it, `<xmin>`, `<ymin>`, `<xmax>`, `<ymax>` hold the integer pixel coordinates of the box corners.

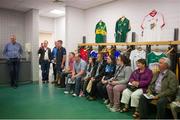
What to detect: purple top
<box><xmin>129</xmin><ymin>67</ymin><xmax>153</xmax><ymax>93</ymax></box>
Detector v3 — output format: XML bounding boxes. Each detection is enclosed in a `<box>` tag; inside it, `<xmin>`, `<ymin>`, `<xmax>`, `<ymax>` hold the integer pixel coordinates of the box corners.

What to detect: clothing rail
<box><xmin>78</xmin><ymin>41</ymin><xmax>180</xmax><ymax>46</ymax></box>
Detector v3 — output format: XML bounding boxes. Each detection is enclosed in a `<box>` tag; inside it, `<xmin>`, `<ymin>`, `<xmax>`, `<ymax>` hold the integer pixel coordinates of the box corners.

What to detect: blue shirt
<box><xmin>3</xmin><ymin>42</ymin><xmax>23</xmax><ymax>59</ymax></box>
<box><xmin>51</xmin><ymin>47</ymin><xmax>58</xmax><ymax>59</ymax></box>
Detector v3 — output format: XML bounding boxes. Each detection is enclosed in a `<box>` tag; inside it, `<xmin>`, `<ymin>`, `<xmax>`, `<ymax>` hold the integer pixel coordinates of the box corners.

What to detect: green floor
<box><xmin>0</xmin><ymin>83</ymin><xmax>132</xmax><ymax>119</ymax></box>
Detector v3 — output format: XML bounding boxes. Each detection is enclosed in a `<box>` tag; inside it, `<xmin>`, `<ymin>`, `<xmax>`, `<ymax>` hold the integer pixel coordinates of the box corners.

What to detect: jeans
<box><xmin>52</xmin><ymin>63</ymin><xmax>57</xmax><ymax>81</ymax></box>
<box><xmin>41</xmin><ymin>60</ymin><xmax>50</xmax><ymax>81</ymax></box>
<box><xmin>7</xmin><ymin>58</ymin><xmax>20</xmax><ymax>87</ymax></box>
<box><xmin>74</xmin><ymin>77</ymin><xmax>82</xmax><ymax>96</ymax></box>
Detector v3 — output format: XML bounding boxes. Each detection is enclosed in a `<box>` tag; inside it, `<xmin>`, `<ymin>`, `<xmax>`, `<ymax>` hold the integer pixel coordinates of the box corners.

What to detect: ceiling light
<box><xmin>50</xmin><ymin>9</ymin><xmax>65</xmax><ymax>14</ymax></box>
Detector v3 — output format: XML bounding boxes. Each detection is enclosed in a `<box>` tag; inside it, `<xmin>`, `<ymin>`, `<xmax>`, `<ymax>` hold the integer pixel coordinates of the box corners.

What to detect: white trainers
<box><xmin>72</xmin><ymin>93</ymin><xmax>77</xmax><ymax>97</ymax></box>
<box><xmin>104</xmin><ymin>99</ymin><xmax>109</xmax><ymax>104</ymax></box>
<box><xmin>64</xmin><ymin>91</ymin><xmax>69</xmax><ymax>94</ymax></box>
<box><xmin>109</xmin><ymin>107</ymin><xmax>120</xmax><ymax>112</ymax></box>
<box><xmin>106</xmin><ymin>104</ymin><xmax>113</xmax><ymax>109</ymax></box>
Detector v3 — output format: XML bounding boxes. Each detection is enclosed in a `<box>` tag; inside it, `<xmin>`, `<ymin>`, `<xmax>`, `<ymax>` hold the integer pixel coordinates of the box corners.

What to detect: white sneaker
<box><xmin>64</xmin><ymin>91</ymin><xmax>69</xmax><ymax>94</ymax></box>
<box><xmin>106</xmin><ymin>104</ymin><xmax>113</xmax><ymax>109</ymax></box>
<box><xmin>104</xmin><ymin>99</ymin><xmax>109</xmax><ymax>104</ymax></box>
<box><xmin>109</xmin><ymin>107</ymin><xmax>120</xmax><ymax>112</ymax></box>
<box><xmin>72</xmin><ymin>93</ymin><xmax>77</xmax><ymax>97</ymax></box>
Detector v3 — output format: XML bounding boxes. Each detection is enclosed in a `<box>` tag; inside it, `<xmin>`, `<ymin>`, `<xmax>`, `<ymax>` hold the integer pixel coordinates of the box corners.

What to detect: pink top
<box><xmin>69</xmin><ymin>58</ymin><xmax>75</xmax><ymax>73</ymax></box>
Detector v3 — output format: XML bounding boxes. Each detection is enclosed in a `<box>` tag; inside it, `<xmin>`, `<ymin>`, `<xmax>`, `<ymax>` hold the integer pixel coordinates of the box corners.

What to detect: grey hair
<box><xmin>160</xmin><ymin>57</ymin><xmax>171</xmax><ymax>68</ymax></box>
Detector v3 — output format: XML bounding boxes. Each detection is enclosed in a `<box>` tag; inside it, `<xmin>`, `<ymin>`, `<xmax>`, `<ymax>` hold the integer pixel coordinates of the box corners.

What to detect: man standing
<box><xmin>51</xmin><ymin>41</ymin><xmax>58</xmax><ymax>83</ymax></box>
<box><xmin>139</xmin><ymin>57</ymin><xmax>178</xmax><ymax>119</ymax></box>
<box><xmin>55</xmin><ymin>40</ymin><xmax>66</xmax><ymax>85</ymax></box>
<box><xmin>3</xmin><ymin>35</ymin><xmax>23</xmax><ymax>88</ymax></box>
<box><xmin>38</xmin><ymin>40</ymin><xmax>51</xmax><ymax>83</ymax></box>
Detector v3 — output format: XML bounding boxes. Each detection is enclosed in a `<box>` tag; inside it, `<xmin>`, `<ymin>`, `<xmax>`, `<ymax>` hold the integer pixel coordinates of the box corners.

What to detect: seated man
<box><xmin>170</xmin><ymin>86</ymin><xmax>180</xmax><ymax>119</ymax></box>
<box><xmin>70</xmin><ymin>53</ymin><xmax>87</xmax><ymax>97</ymax></box>
<box><xmin>139</xmin><ymin>57</ymin><xmax>178</xmax><ymax>119</ymax></box>
<box><xmin>56</xmin><ymin>52</ymin><xmax>75</xmax><ymax>88</ymax></box>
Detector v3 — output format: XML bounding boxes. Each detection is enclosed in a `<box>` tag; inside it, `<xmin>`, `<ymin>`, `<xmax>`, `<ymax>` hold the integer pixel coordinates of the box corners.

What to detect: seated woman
<box><xmin>106</xmin><ymin>55</ymin><xmax>132</xmax><ymax>112</ymax></box>
<box><xmin>120</xmin><ymin>59</ymin><xmax>153</xmax><ymax>118</ymax></box>
<box><xmin>87</xmin><ymin>53</ymin><xmax>106</xmax><ymax>100</ymax></box>
<box><xmin>80</xmin><ymin>57</ymin><xmax>97</xmax><ymax>97</ymax></box>
<box><xmin>97</xmin><ymin>55</ymin><xmax>116</xmax><ymax>103</ymax></box>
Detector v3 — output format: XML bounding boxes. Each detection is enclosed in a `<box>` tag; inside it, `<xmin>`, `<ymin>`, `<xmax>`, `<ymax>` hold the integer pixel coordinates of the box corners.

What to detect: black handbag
<box><xmin>127</xmin><ymin>84</ymin><xmax>138</xmax><ymax>92</ymax></box>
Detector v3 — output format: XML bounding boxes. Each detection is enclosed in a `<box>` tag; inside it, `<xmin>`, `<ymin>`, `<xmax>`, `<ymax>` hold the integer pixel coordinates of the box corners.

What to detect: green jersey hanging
<box><xmin>147</xmin><ymin>51</ymin><xmax>167</xmax><ymax>73</ymax></box>
<box><xmin>115</xmin><ymin>16</ymin><xmax>131</xmax><ymax>42</ymax></box>
<box><xmin>95</xmin><ymin>20</ymin><xmax>107</xmax><ymax>43</ymax></box>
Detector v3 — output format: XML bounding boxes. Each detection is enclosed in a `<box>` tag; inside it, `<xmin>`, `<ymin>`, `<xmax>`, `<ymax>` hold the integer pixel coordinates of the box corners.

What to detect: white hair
<box><xmin>161</xmin><ymin>57</ymin><xmax>171</xmax><ymax>68</ymax></box>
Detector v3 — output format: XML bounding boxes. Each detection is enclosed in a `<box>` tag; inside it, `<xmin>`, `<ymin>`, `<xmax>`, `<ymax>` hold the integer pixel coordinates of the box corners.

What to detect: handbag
<box><xmin>86</xmin><ymin>80</ymin><xmax>93</xmax><ymax>93</ymax></box>
<box><xmin>67</xmin><ymin>77</ymin><xmax>75</xmax><ymax>84</ymax></box>
<box><xmin>127</xmin><ymin>84</ymin><xmax>138</xmax><ymax>92</ymax></box>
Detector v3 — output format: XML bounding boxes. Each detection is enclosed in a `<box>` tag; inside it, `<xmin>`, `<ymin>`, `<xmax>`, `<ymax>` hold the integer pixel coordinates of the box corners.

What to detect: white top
<box><xmin>129</xmin><ymin>49</ymin><xmax>146</xmax><ymax>71</ymax></box>
<box><xmin>44</xmin><ymin>48</ymin><xmax>49</xmax><ymax>60</ymax></box>
<box><xmin>141</xmin><ymin>11</ymin><xmax>165</xmax><ymax>42</ymax></box>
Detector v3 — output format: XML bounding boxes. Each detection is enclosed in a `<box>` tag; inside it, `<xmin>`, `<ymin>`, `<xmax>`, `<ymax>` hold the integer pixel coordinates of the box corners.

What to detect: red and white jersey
<box><xmin>141</xmin><ymin>10</ymin><xmax>165</xmax><ymax>42</ymax></box>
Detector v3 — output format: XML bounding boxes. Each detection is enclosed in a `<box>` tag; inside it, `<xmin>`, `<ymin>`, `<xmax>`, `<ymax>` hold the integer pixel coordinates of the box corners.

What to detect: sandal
<box><xmin>120</xmin><ymin>107</ymin><xmax>129</xmax><ymax>112</ymax></box>
<box><xmin>132</xmin><ymin>111</ymin><xmax>140</xmax><ymax>118</ymax></box>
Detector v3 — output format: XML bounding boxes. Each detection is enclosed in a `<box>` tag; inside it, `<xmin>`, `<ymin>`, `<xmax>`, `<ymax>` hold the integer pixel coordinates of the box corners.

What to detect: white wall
<box><xmin>39</xmin><ymin>16</ymin><xmax>66</xmax><ymax>48</ymax></box>
<box><xmin>0</xmin><ymin>8</ymin><xmax>25</xmax><ymax>58</ymax></box>
<box><xmin>84</xmin><ymin>0</ymin><xmax>180</xmax><ymax>43</ymax></box>
<box><xmin>39</xmin><ymin>16</ymin><xmax>54</xmax><ymax>33</ymax></box>
<box><xmin>54</xmin><ymin>16</ymin><xmax>66</xmax><ymax>45</ymax></box>
<box><xmin>66</xmin><ymin>7</ymin><xmax>85</xmax><ymax>53</ymax></box>
<box><xmin>25</xmin><ymin>9</ymin><xmax>39</xmax><ymax>81</ymax></box>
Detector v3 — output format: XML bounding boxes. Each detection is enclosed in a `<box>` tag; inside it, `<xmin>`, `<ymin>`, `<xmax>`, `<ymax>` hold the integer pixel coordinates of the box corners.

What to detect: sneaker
<box><xmin>106</xmin><ymin>104</ymin><xmax>113</xmax><ymax>109</ymax></box>
<box><xmin>109</xmin><ymin>107</ymin><xmax>120</xmax><ymax>112</ymax></box>
<box><xmin>104</xmin><ymin>99</ymin><xmax>109</xmax><ymax>104</ymax></box>
<box><xmin>64</xmin><ymin>91</ymin><xmax>69</xmax><ymax>94</ymax></box>
<box><xmin>72</xmin><ymin>93</ymin><xmax>77</xmax><ymax>97</ymax></box>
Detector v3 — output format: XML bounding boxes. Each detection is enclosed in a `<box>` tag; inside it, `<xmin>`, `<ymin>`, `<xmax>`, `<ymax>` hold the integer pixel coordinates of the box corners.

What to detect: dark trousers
<box><xmin>7</xmin><ymin>58</ymin><xmax>20</xmax><ymax>87</ymax></box>
<box><xmin>65</xmin><ymin>74</ymin><xmax>75</xmax><ymax>92</ymax></box>
<box><xmin>41</xmin><ymin>60</ymin><xmax>50</xmax><ymax>81</ymax></box>
<box><xmin>83</xmin><ymin>78</ymin><xmax>90</xmax><ymax>96</ymax></box>
<box><xmin>59</xmin><ymin>72</ymin><xmax>69</xmax><ymax>87</ymax></box>
<box><xmin>89</xmin><ymin>77</ymin><xmax>102</xmax><ymax>98</ymax></box>
<box><xmin>52</xmin><ymin>63</ymin><xmax>56</xmax><ymax>81</ymax></box>
<box><xmin>97</xmin><ymin>81</ymin><xmax>108</xmax><ymax>99</ymax></box>
<box><xmin>74</xmin><ymin>77</ymin><xmax>82</xmax><ymax>96</ymax></box>
<box><xmin>139</xmin><ymin>95</ymin><xmax>170</xmax><ymax>119</ymax></box>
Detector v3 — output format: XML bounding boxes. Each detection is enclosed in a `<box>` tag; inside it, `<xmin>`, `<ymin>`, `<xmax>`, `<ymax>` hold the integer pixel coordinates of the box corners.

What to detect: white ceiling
<box><xmin>0</xmin><ymin>0</ymin><xmax>116</xmax><ymax>18</ymax></box>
